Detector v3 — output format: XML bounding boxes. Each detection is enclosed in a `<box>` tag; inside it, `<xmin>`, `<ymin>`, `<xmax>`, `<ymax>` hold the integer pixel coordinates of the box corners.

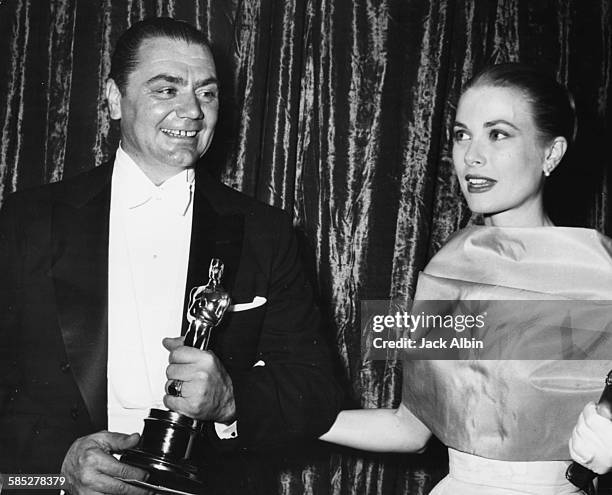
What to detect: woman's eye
<box><xmin>453</xmin><ymin>130</ymin><xmax>469</xmax><ymax>142</ymax></box>
<box><xmin>490</xmin><ymin>130</ymin><xmax>509</xmax><ymax>140</ymax></box>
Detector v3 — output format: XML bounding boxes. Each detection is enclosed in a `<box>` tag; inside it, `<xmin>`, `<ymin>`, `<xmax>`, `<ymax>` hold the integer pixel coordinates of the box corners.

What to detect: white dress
<box><xmin>431</xmin><ymin>449</ymin><xmax>583</xmax><ymax>494</ymax></box>
<box><xmin>401</xmin><ymin>227</ymin><xmax>612</xmax><ymax>494</ymax></box>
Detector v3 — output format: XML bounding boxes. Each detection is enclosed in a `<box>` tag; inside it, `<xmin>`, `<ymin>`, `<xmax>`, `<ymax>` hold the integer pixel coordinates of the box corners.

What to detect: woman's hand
<box><xmin>569</xmin><ymin>402</ymin><xmax>612</xmax><ymax>474</ymax></box>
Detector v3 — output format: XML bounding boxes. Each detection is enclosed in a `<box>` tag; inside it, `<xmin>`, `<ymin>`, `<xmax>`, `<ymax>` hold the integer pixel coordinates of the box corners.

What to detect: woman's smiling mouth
<box><xmin>465</xmin><ymin>174</ymin><xmax>497</xmax><ymax>193</ymax></box>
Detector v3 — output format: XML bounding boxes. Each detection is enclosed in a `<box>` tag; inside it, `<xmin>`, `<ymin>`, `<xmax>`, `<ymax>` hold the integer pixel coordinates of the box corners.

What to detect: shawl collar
<box><xmin>51</xmin><ymin>163</ymin><xmax>113</xmax><ymax>431</ymax></box>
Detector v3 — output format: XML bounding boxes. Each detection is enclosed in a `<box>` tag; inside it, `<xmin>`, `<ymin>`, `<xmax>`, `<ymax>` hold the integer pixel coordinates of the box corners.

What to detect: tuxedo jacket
<box><xmin>0</xmin><ymin>162</ymin><xmax>342</xmax><ymax>492</ymax></box>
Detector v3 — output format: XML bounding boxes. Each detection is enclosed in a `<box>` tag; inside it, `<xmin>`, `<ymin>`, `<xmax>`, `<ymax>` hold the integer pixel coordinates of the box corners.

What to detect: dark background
<box><xmin>0</xmin><ymin>0</ymin><xmax>610</xmax><ymax>493</ymax></box>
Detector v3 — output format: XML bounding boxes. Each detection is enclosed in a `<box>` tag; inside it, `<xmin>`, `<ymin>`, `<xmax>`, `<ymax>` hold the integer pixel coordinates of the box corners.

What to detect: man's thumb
<box><xmin>103</xmin><ymin>431</ymin><xmax>141</xmax><ymax>451</ymax></box>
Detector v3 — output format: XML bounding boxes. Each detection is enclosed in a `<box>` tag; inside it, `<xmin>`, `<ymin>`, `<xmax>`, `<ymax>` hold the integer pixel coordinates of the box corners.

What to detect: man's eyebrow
<box><xmin>145</xmin><ymin>74</ymin><xmax>219</xmax><ymax>87</ymax></box>
<box><xmin>194</xmin><ymin>77</ymin><xmax>219</xmax><ymax>88</ymax></box>
<box><xmin>145</xmin><ymin>74</ymin><xmax>186</xmax><ymax>86</ymax></box>
<box><xmin>484</xmin><ymin>119</ymin><xmax>519</xmax><ymax>130</ymax></box>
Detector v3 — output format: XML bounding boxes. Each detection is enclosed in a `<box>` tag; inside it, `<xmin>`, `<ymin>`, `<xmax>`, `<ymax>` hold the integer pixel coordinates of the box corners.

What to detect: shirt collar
<box><xmin>113</xmin><ymin>145</ymin><xmax>195</xmax><ymax>216</ymax></box>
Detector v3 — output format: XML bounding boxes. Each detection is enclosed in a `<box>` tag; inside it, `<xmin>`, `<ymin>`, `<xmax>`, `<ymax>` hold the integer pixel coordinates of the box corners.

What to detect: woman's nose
<box><xmin>464</xmin><ymin>140</ymin><xmax>485</xmax><ymax>167</ymax></box>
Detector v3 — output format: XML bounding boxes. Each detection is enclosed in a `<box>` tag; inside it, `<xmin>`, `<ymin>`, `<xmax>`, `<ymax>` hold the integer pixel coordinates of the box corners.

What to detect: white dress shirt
<box><xmin>107</xmin><ymin>146</ymin><xmax>194</xmax><ymax>434</ymax></box>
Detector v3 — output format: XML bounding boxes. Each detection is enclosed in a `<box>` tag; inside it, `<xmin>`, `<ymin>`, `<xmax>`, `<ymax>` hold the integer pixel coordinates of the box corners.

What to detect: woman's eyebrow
<box><xmin>484</xmin><ymin>119</ymin><xmax>519</xmax><ymax>130</ymax></box>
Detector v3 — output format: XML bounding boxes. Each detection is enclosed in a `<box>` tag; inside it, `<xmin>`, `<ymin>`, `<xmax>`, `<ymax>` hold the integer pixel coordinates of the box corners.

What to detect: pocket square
<box><xmin>228</xmin><ymin>296</ymin><xmax>267</xmax><ymax>312</ymax></box>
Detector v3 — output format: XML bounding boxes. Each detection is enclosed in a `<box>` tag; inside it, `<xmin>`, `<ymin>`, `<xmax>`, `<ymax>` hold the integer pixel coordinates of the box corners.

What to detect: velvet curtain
<box><xmin>1</xmin><ymin>1</ymin><xmax>610</xmax><ymax>494</ymax></box>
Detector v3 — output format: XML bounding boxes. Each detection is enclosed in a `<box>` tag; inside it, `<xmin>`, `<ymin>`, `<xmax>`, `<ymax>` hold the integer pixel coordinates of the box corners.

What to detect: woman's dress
<box><xmin>402</xmin><ymin>226</ymin><xmax>612</xmax><ymax>494</ymax></box>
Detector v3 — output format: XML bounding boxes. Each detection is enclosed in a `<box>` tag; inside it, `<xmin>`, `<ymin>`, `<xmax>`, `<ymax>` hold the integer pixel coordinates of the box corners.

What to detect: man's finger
<box><xmin>162</xmin><ymin>336</ymin><xmax>185</xmax><ymax>352</ymax></box>
<box><xmin>91</xmin><ymin>451</ymin><xmax>150</xmax><ymax>482</ymax></box>
<box><xmin>168</xmin><ymin>346</ymin><xmax>214</xmax><ymax>365</ymax></box>
<box><xmin>165</xmin><ymin>363</ymin><xmax>199</xmax><ymax>381</ymax></box>
<box><xmin>86</xmin><ymin>472</ymin><xmax>152</xmax><ymax>494</ymax></box>
<box><xmin>97</xmin><ymin>431</ymin><xmax>141</xmax><ymax>452</ymax></box>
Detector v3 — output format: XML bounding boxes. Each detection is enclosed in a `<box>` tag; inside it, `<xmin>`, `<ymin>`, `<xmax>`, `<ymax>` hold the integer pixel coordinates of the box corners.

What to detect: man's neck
<box><xmin>117</xmin><ymin>145</ymin><xmax>193</xmax><ymax>186</ymax></box>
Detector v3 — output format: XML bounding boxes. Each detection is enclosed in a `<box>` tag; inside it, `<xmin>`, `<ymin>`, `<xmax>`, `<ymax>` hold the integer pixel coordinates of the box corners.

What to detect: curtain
<box><xmin>1</xmin><ymin>0</ymin><xmax>610</xmax><ymax>493</ymax></box>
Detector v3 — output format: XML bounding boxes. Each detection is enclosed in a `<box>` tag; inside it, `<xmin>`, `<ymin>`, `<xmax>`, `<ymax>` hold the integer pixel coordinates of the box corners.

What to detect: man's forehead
<box><xmin>134</xmin><ymin>36</ymin><xmax>215</xmax><ymax>71</ymax></box>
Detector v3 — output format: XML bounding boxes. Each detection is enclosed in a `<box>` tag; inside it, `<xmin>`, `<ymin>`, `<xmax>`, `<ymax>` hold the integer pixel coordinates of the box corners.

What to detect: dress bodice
<box><xmin>402</xmin><ymin>226</ymin><xmax>612</xmax><ymax>461</ymax></box>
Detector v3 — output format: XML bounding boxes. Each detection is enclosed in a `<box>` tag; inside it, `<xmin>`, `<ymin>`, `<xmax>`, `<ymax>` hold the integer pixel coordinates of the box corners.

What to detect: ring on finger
<box><xmin>168</xmin><ymin>379</ymin><xmax>183</xmax><ymax>398</ymax></box>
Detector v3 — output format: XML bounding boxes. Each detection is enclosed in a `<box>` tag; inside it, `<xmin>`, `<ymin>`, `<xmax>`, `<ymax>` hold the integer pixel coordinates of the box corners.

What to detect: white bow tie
<box><xmin>128</xmin><ymin>180</ymin><xmax>194</xmax><ymax>216</ymax></box>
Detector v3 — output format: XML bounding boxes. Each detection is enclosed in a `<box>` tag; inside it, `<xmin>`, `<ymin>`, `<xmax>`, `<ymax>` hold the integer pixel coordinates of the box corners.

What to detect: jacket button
<box><xmin>70</xmin><ymin>405</ymin><xmax>79</xmax><ymax>420</ymax></box>
<box><xmin>60</xmin><ymin>362</ymin><xmax>71</xmax><ymax>373</ymax></box>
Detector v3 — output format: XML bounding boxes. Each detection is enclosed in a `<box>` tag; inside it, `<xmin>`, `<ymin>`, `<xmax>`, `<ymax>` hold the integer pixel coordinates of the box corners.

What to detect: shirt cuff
<box><xmin>214</xmin><ymin>420</ymin><xmax>238</xmax><ymax>439</ymax></box>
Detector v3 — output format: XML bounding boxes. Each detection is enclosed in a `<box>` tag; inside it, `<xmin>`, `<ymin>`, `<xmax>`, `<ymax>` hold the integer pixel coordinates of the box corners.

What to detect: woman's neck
<box><xmin>483</xmin><ymin>209</ymin><xmax>554</xmax><ymax>228</ymax></box>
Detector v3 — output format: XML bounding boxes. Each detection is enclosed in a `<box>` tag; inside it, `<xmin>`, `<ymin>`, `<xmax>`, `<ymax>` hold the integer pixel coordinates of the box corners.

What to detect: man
<box><xmin>0</xmin><ymin>18</ymin><xmax>342</xmax><ymax>494</ymax></box>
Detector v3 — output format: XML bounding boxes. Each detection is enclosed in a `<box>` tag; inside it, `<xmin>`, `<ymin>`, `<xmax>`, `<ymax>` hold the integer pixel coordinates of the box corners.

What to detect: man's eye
<box><xmin>453</xmin><ymin>129</ymin><xmax>469</xmax><ymax>142</ymax></box>
<box><xmin>156</xmin><ymin>87</ymin><xmax>177</xmax><ymax>96</ymax></box>
<box><xmin>197</xmin><ymin>88</ymin><xmax>218</xmax><ymax>100</ymax></box>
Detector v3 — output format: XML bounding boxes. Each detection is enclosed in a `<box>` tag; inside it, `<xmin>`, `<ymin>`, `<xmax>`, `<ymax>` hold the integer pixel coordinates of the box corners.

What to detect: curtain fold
<box><xmin>0</xmin><ymin>0</ymin><xmax>610</xmax><ymax>493</ymax></box>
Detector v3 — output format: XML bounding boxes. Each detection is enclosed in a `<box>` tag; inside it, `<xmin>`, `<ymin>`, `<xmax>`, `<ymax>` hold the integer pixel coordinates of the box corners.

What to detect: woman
<box><xmin>320</xmin><ymin>63</ymin><xmax>612</xmax><ymax>494</ymax></box>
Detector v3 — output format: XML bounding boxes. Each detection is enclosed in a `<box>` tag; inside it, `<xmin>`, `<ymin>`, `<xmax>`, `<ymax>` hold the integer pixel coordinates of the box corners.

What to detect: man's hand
<box><xmin>569</xmin><ymin>402</ymin><xmax>612</xmax><ymax>474</ymax></box>
<box><xmin>163</xmin><ymin>336</ymin><xmax>236</xmax><ymax>423</ymax></box>
<box><xmin>61</xmin><ymin>431</ymin><xmax>151</xmax><ymax>494</ymax></box>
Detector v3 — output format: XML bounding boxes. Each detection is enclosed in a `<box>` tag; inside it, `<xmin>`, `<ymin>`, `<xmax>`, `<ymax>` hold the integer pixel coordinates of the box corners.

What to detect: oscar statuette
<box><xmin>120</xmin><ymin>258</ymin><xmax>231</xmax><ymax>494</ymax></box>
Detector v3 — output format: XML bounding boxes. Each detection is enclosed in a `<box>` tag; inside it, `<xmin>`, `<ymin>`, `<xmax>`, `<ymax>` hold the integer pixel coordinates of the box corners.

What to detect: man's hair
<box><xmin>464</xmin><ymin>62</ymin><xmax>577</xmax><ymax>147</ymax></box>
<box><xmin>110</xmin><ymin>17</ymin><xmax>211</xmax><ymax>94</ymax></box>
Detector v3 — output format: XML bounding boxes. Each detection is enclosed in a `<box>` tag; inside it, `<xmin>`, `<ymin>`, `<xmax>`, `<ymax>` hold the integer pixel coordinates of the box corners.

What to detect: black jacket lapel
<box><xmin>51</xmin><ymin>164</ymin><xmax>112</xmax><ymax>431</ymax></box>
<box><xmin>181</xmin><ymin>170</ymin><xmax>245</xmax><ymax>335</ymax></box>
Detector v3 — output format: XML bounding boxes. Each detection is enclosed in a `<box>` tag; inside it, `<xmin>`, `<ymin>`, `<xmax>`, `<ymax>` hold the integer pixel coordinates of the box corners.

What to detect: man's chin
<box><xmin>163</xmin><ymin>149</ymin><xmax>201</xmax><ymax>169</ymax></box>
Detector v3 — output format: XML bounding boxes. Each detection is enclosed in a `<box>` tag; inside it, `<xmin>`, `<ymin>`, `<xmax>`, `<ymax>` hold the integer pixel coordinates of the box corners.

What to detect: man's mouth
<box><xmin>161</xmin><ymin>128</ymin><xmax>198</xmax><ymax>138</ymax></box>
<box><xmin>465</xmin><ymin>174</ymin><xmax>497</xmax><ymax>193</ymax></box>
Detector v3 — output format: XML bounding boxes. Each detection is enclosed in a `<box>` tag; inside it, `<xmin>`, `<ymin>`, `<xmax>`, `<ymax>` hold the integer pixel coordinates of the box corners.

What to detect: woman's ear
<box><xmin>542</xmin><ymin>136</ymin><xmax>568</xmax><ymax>176</ymax></box>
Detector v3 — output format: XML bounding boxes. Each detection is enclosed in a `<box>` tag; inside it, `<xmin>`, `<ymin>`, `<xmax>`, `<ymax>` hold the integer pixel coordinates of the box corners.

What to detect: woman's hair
<box><xmin>464</xmin><ymin>63</ymin><xmax>577</xmax><ymax>146</ymax></box>
<box><xmin>110</xmin><ymin>17</ymin><xmax>211</xmax><ymax>95</ymax></box>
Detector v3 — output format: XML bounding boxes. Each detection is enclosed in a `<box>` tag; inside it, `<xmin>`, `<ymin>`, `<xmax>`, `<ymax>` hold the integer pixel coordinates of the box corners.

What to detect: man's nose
<box><xmin>177</xmin><ymin>91</ymin><xmax>204</xmax><ymax>119</ymax></box>
<box><xmin>464</xmin><ymin>140</ymin><xmax>485</xmax><ymax>167</ymax></box>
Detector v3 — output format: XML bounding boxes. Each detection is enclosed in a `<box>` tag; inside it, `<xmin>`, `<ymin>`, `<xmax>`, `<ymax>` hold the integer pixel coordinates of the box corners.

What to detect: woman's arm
<box><xmin>319</xmin><ymin>403</ymin><xmax>431</xmax><ymax>452</ymax></box>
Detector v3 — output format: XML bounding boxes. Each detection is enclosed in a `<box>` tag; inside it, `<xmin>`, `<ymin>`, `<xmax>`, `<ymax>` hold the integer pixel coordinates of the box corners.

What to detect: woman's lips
<box><xmin>465</xmin><ymin>174</ymin><xmax>497</xmax><ymax>193</ymax></box>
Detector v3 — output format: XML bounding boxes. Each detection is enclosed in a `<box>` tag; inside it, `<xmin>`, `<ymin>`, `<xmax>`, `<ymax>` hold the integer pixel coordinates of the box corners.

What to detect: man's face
<box><xmin>107</xmin><ymin>37</ymin><xmax>218</xmax><ymax>184</ymax></box>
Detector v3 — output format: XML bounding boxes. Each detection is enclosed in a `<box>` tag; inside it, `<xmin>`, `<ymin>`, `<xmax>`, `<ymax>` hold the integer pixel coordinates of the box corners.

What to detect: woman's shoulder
<box><xmin>422</xmin><ymin>225</ymin><xmax>612</xmax><ymax>299</ymax></box>
<box><xmin>430</xmin><ymin>225</ymin><xmax>612</xmax><ymax>265</ymax></box>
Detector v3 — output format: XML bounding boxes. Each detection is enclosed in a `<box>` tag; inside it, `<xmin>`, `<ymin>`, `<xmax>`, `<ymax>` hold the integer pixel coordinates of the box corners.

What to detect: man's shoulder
<box><xmin>202</xmin><ymin>175</ymin><xmax>291</xmax><ymax>225</ymax></box>
<box><xmin>5</xmin><ymin>163</ymin><xmax>112</xmax><ymax>208</ymax></box>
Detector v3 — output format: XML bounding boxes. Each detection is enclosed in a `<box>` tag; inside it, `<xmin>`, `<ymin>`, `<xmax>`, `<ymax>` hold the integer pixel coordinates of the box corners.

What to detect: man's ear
<box><xmin>542</xmin><ymin>136</ymin><xmax>568</xmax><ymax>176</ymax></box>
<box><xmin>106</xmin><ymin>79</ymin><xmax>122</xmax><ymax>120</ymax></box>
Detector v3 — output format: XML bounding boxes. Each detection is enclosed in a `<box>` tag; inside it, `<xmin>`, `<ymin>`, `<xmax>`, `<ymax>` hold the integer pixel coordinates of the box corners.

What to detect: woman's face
<box><xmin>452</xmin><ymin>85</ymin><xmax>550</xmax><ymax>227</ymax></box>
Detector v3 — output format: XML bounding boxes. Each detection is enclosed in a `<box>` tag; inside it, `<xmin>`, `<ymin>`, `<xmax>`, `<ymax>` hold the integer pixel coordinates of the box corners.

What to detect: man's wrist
<box><xmin>216</xmin><ymin>379</ymin><xmax>236</xmax><ymax>424</ymax></box>
<box><xmin>218</xmin><ymin>397</ymin><xmax>236</xmax><ymax>424</ymax></box>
